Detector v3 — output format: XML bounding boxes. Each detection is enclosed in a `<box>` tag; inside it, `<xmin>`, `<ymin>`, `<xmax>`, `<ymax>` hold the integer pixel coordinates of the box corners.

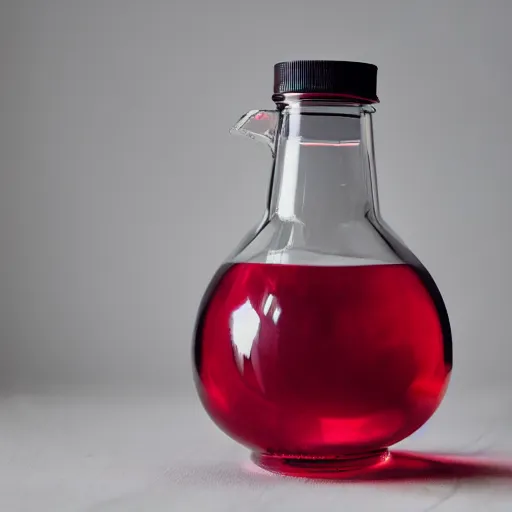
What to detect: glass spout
<box><xmin>230</xmin><ymin>110</ymin><xmax>280</xmax><ymax>154</ymax></box>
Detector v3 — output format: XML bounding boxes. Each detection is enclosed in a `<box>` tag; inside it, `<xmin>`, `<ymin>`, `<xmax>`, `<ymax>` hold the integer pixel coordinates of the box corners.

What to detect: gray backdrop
<box><xmin>0</xmin><ymin>0</ymin><xmax>510</xmax><ymax>394</ymax></box>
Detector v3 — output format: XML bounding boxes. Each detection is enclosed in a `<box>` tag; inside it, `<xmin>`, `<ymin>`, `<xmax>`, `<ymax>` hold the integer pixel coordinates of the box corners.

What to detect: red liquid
<box><xmin>194</xmin><ymin>263</ymin><xmax>451</xmax><ymax>468</ymax></box>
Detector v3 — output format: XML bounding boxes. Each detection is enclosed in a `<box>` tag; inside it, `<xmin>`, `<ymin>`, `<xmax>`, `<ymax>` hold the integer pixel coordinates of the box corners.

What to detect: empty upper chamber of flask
<box><xmin>230</xmin><ymin>105</ymin><xmax>401</xmax><ymax>267</ymax></box>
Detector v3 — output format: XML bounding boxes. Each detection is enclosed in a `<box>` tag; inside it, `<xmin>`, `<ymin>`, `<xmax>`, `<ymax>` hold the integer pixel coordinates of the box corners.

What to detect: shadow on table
<box><xmin>242</xmin><ymin>451</ymin><xmax>512</xmax><ymax>483</ymax></box>
<box><xmin>172</xmin><ymin>451</ymin><xmax>512</xmax><ymax>487</ymax></box>
<box><xmin>347</xmin><ymin>451</ymin><xmax>512</xmax><ymax>483</ymax></box>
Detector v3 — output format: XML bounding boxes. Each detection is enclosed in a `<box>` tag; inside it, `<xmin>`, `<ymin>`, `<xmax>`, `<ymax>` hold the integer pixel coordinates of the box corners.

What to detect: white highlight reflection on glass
<box><xmin>230</xmin><ymin>300</ymin><xmax>260</xmax><ymax>372</ymax></box>
<box><xmin>263</xmin><ymin>294</ymin><xmax>274</xmax><ymax>315</ymax></box>
<box><xmin>272</xmin><ymin>306</ymin><xmax>281</xmax><ymax>324</ymax></box>
<box><xmin>276</xmin><ymin>139</ymin><xmax>301</xmax><ymax>222</ymax></box>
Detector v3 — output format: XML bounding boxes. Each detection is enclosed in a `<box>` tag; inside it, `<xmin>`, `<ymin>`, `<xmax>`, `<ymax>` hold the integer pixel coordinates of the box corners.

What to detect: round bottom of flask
<box><xmin>251</xmin><ymin>449</ymin><xmax>390</xmax><ymax>478</ymax></box>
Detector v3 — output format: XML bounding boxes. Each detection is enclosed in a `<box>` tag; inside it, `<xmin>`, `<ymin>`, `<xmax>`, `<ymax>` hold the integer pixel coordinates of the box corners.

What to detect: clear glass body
<box><xmin>193</xmin><ymin>101</ymin><xmax>452</xmax><ymax>477</ymax></box>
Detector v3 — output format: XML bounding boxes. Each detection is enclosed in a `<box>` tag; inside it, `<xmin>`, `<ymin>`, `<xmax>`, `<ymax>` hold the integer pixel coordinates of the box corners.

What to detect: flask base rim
<box><xmin>251</xmin><ymin>448</ymin><xmax>390</xmax><ymax>478</ymax></box>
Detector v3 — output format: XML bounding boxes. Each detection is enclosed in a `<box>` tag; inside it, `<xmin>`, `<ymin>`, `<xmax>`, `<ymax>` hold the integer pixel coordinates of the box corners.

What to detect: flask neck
<box><xmin>269</xmin><ymin>103</ymin><xmax>379</xmax><ymax>228</ymax></box>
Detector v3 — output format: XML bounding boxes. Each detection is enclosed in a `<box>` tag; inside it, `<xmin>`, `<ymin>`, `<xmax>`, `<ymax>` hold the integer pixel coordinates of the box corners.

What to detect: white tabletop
<box><xmin>0</xmin><ymin>386</ymin><xmax>510</xmax><ymax>511</ymax></box>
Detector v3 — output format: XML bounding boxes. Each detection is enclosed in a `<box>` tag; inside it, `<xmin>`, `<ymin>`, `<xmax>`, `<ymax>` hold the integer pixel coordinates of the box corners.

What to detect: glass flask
<box><xmin>193</xmin><ymin>61</ymin><xmax>452</xmax><ymax>477</ymax></box>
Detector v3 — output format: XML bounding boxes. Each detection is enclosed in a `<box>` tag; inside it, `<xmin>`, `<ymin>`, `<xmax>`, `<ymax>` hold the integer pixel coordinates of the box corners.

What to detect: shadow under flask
<box><xmin>193</xmin><ymin>61</ymin><xmax>452</xmax><ymax>477</ymax></box>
